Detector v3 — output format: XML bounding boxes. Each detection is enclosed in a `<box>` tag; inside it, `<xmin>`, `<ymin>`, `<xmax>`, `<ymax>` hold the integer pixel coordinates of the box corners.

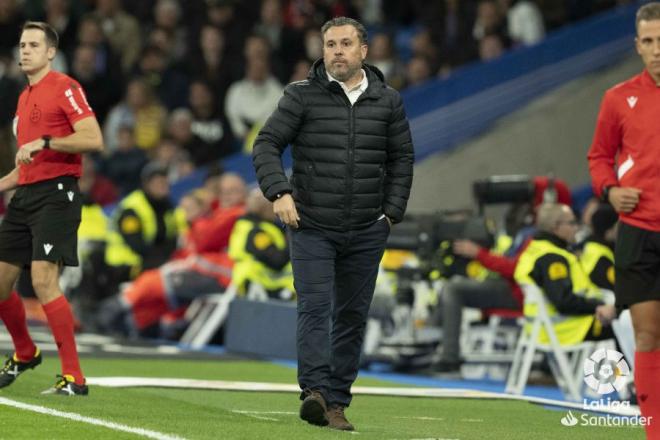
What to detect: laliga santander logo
<box><xmin>583</xmin><ymin>348</ymin><xmax>630</xmax><ymax>395</ymax></box>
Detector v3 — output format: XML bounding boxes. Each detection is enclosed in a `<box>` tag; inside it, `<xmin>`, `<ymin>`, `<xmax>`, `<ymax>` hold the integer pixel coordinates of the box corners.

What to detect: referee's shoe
<box><xmin>0</xmin><ymin>348</ymin><xmax>42</xmax><ymax>388</ymax></box>
<box><xmin>41</xmin><ymin>375</ymin><xmax>88</xmax><ymax>396</ymax></box>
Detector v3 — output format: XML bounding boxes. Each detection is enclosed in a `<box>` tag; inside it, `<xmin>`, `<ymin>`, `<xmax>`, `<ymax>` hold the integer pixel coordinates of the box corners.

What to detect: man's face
<box><xmin>553</xmin><ymin>207</ymin><xmax>579</xmax><ymax>244</ymax></box>
<box><xmin>219</xmin><ymin>177</ymin><xmax>246</xmax><ymax>208</ymax></box>
<box><xmin>323</xmin><ymin>25</ymin><xmax>367</xmax><ymax>82</ymax></box>
<box><xmin>19</xmin><ymin>29</ymin><xmax>55</xmax><ymax>74</ymax></box>
<box><xmin>636</xmin><ymin>19</ymin><xmax>660</xmax><ymax>81</ymax></box>
<box><xmin>145</xmin><ymin>175</ymin><xmax>170</xmax><ymax>200</ymax></box>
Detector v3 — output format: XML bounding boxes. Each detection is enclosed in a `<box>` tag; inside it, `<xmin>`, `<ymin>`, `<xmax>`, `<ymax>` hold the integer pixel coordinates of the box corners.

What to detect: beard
<box><xmin>325</xmin><ymin>59</ymin><xmax>362</xmax><ymax>82</ymax></box>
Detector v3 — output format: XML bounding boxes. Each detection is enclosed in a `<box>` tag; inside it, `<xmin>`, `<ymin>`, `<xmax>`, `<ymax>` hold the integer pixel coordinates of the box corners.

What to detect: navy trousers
<box><xmin>290</xmin><ymin>218</ymin><xmax>390</xmax><ymax>407</ymax></box>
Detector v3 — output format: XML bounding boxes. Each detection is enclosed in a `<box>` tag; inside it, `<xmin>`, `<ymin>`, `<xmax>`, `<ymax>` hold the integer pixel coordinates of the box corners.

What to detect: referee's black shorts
<box><xmin>614</xmin><ymin>221</ymin><xmax>660</xmax><ymax>308</ymax></box>
<box><xmin>0</xmin><ymin>176</ymin><xmax>82</xmax><ymax>267</ymax></box>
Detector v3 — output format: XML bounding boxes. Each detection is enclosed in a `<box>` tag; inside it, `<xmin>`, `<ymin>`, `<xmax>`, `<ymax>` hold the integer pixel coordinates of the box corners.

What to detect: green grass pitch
<box><xmin>0</xmin><ymin>356</ymin><xmax>645</xmax><ymax>439</ymax></box>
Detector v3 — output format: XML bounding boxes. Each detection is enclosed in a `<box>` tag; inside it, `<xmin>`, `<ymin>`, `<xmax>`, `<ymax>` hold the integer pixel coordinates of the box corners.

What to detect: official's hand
<box><xmin>595</xmin><ymin>304</ymin><xmax>616</xmax><ymax>325</ymax></box>
<box><xmin>15</xmin><ymin>138</ymin><xmax>45</xmax><ymax>166</ymax></box>
<box><xmin>608</xmin><ymin>187</ymin><xmax>641</xmax><ymax>214</ymax></box>
<box><xmin>453</xmin><ymin>239</ymin><xmax>481</xmax><ymax>259</ymax></box>
<box><xmin>273</xmin><ymin>193</ymin><xmax>300</xmax><ymax>228</ymax></box>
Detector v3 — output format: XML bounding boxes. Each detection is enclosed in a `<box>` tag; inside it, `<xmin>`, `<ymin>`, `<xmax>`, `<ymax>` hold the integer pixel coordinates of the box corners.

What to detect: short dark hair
<box><xmin>636</xmin><ymin>2</ymin><xmax>660</xmax><ymax>31</ymax></box>
<box><xmin>321</xmin><ymin>17</ymin><xmax>367</xmax><ymax>45</ymax></box>
<box><xmin>22</xmin><ymin>21</ymin><xmax>59</xmax><ymax>49</ymax></box>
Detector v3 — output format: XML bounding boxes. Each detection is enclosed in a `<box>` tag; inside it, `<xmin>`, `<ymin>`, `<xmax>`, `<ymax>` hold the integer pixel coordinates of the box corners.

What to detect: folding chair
<box><xmin>461</xmin><ymin>308</ymin><xmax>523</xmax><ymax>380</ymax></box>
<box><xmin>179</xmin><ymin>283</ymin><xmax>238</xmax><ymax>348</ymax></box>
<box><xmin>505</xmin><ymin>284</ymin><xmax>594</xmax><ymax>402</ymax></box>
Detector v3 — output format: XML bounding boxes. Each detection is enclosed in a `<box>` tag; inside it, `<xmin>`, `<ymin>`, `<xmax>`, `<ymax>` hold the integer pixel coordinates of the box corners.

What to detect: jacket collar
<box><xmin>308</xmin><ymin>58</ymin><xmax>385</xmax><ymax>99</ymax></box>
<box><xmin>534</xmin><ymin>231</ymin><xmax>569</xmax><ymax>249</ymax></box>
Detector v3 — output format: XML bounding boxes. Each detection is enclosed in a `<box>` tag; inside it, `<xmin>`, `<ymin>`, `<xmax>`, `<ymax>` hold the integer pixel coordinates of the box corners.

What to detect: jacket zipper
<box><xmin>343</xmin><ymin>95</ymin><xmax>355</xmax><ymax>229</ymax></box>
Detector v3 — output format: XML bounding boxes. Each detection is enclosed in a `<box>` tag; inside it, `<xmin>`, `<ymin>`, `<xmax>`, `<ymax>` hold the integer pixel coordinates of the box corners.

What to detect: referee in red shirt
<box><xmin>0</xmin><ymin>22</ymin><xmax>103</xmax><ymax>395</ymax></box>
<box><xmin>588</xmin><ymin>3</ymin><xmax>660</xmax><ymax>436</ymax></box>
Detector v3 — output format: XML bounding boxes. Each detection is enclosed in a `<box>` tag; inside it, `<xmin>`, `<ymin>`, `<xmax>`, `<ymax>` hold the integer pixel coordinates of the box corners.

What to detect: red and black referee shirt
<box><xmin>14</xmin><ymin>70</ymin><xmax>95</xmax><ymax>185</ymax></box>
<box><xmin>588</xmin><ymin>69</ymin><xmax>660</xmax><ymax>232</ymax></box>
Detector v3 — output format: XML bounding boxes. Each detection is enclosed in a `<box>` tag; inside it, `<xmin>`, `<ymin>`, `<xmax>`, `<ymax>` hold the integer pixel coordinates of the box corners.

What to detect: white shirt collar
<box><xmin>327</xmin><ymin>68</ymin><xmax>368</xmax><ymax>94</ymax></box>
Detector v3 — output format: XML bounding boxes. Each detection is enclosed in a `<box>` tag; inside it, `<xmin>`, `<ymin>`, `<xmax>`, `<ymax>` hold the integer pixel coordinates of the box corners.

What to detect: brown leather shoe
<box><xmin>326</xmin><ymin>405</ymin><xmax>354</xmax><ymax>431</ymax></box>
<box><xmin>299</xmin><ymin>389</ymin><xmax>328</xmax><ymax>426</ymax></box>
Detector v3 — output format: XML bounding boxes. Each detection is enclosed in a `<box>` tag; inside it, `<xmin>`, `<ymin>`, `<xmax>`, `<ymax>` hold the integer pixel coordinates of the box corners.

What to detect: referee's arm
<box><xmin>0</xmin><ymin>168</ymin><xmax>19</xmax><ymax>193</ymax></box>
<box><xmin>16</xmin><ymin>117</ymin><xmax>104</xmax><ymax>165</ymax></box>
<box><xmin>45</xmin><ymin>117</ymin><xmax>104</xmax><ymax>153</ymax></box>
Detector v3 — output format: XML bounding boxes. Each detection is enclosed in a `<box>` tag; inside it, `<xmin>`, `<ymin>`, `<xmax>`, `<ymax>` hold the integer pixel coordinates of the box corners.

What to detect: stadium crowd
<box><xmin>0</xmin><ymin>0</ymin><xmax>633</xmax><ymax>190</ymax></box>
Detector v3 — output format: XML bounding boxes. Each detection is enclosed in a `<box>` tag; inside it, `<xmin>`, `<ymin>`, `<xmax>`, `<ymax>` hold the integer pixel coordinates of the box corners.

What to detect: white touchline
<box><xmin>0</xmin><ymin>397</ymin><xmax>187</xmax><ymax>440</ymax></box>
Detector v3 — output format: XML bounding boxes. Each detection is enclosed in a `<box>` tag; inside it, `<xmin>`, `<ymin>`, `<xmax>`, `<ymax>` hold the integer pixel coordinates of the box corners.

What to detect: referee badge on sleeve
<box><xmin>548</xmin><ymin>262</ymin><xmax>568</xmax><ymax>280</ymax></box>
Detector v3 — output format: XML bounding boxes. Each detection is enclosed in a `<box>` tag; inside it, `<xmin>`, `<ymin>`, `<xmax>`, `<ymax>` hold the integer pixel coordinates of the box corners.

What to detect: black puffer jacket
<box><xmin>253</xmin><ymin>59</ymin><xmax>414</xmax><ymax>231</ymax></box>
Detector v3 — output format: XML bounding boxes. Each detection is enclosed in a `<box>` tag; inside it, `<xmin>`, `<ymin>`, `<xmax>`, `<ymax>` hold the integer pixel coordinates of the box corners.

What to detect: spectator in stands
<box><xmin>410</xmin><ymin>29</ymin><xmax>440</xmax><ymax>72</ymax></box>
<box><xmin>74</xmin><ymin>14</ymin><xmax>122</xmax><ymax>85</ymax></box>
<box><xmin>404</xmin><ymin>56</ymin><xmax>432</xmax><ymax>88</ymax></box>
<box><xmin>39</xmin><ymin>0</ymin><xmax>79</xmax><ymax>55</ymax></box>
<box><xmin>514</xmin><ymin>203</ymin><xmax>616</xmax><ymax>346</ymax></box>
<box><xmin>225</xmin><ymin>36</ymin><xmax>283</xmax><ymax>148</ymax></box>
<box><xmin>206</xmin><ymin>0</ymin><xmax>250</xmax><ymax>60</ymax></box>
<box><xmin>253</xmin><ymin>0</ymin><xmax>305</xmax><ymax>83</ymax></box>
<box><xmin>367</xmin><ymin>33</ymin><xmax>405</xmax><ymax>89</ymax></box>
<box><xmin>167</xmin><ymin>108</ymin><xmax>198</xmax><ymax>154</ymax></box>
<box><xmin>228</xmin><ymin>188</ymin><xmax>294</xmax><ymax>299</ymax></box>
<box><xmin>472</xmin><ymin>0</ymin><xmax>508</xmax><ymax>43</ymax></box>
<box><xmin>152</xmin><ymin>137</ymin><xmax>195</xmax><ymax>183</ymax></box>
<box><xmin>92</xmin><ymin>0</ymin><xmax>141</xmax><ymax>73</ymax></box>
<box><xmin>479</xmin><ymin>32</ymin><xmax>506</xmax><ymax>61</ymax></box>
<box><xmin>0</xmin><ymin>0</ymin><xmax>24</xmax><ymax>57</ymax></box>
<box><xmin>187</xmin><ymin>80</ymin><xmax>235</xmax><ymax>165</ymax></box>
<box><xmin>434</xmin><ymin>0</ymin><xmax>479</xmax><ymax>71</ymax></box>
<box><xmin>70</xmin><ymin>43</ymin><xmax>121</xmax><ymax>125</ymax></box>
<box><xmin>186</xmin><ymin>24</ymin><xmax>236</xmax><ymax>105</ymax></box>
<box><xmin>151</xmin><ymin>0</ymin><xmax>187</xmax><ymax>63</ymax></box>
<box><xmin>104</xmin><ymin>77</ymin><xmax>167</xmax><ymax>153</ymax></box>
<box><xmin>78</xmin><ymin>154</ymin><xmax>119</xmax><ymax>207</ymax></box>
<box><xmin>303</xmin><ymin>28</ymin><xmax>323</xmax><ymax>62</ymax></box>
<box><xmin>99</xmin><ymin>124</ymin><xmax>148</xmax><ymax>196</ymax></box>
<box><xmin>104</xmin><ymin>162</ymin><xmax>186</xmax><ymax>284</ymax></box>
<box><xmin>498</xmin><ymin>0</ymin><xmax>545</xmax><ymax>46</ymax></box>
<box><xmin>289</xmin><ymin>58</ymin><xmax>312</xmax><ymax>83</ymax></box>
<box><xmin>136</xmin><ymin>45</ymin><xmax>189</xmax><ymax>111</ymax></box>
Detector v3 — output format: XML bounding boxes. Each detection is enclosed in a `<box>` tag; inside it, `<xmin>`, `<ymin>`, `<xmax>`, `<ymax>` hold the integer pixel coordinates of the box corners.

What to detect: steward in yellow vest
<box><xmin>579</xmin><ymin>203</ymin><xmax>618</xmax><ymax>291</ymax></box>
<box><xmin>514</xmin><ymin>203</ymin><xmax>616</xmax><ymax>345</ymax></box>
<box><xmin>228</xmin><ymin>189</ymin><xmax>294</xmax><ymax>299</ymax></box>
<box><xmin>105</xmin><ymin>163</ymin><xmax>186</xmax><ymax>279</ymax></box>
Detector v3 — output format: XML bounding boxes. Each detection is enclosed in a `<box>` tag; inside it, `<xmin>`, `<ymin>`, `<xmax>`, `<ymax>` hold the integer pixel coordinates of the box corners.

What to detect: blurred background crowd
<box><xmin>0</xmin><ymin>0</ymin><xmax>635</xmax><ymax>201</ymax></box>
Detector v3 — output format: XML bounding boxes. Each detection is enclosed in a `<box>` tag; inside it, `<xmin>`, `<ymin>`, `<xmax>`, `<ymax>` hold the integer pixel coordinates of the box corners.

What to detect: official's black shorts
<box><xmin>0</xmin><ymin>176</ymin><xmax>82</xmax><ymax>267</ymax></box>
<box><xmin>614</xmin><ymin>221</ymin><xmax>660</xmax><ymax>308</ymax></box>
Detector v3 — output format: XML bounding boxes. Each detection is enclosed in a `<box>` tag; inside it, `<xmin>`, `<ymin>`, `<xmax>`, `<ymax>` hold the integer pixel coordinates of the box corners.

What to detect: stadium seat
<box><xmin>505</xmin><ymin>284</ymin><xmax>594</xmax><ymax>402</ymax></box>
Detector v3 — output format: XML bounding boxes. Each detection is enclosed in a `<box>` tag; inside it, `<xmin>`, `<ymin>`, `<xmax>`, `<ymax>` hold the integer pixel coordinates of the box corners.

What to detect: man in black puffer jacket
<box><xmin>253</xmin><ymin>16</ymin><xmax>414</xmax><ymax>432</ymax></box>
